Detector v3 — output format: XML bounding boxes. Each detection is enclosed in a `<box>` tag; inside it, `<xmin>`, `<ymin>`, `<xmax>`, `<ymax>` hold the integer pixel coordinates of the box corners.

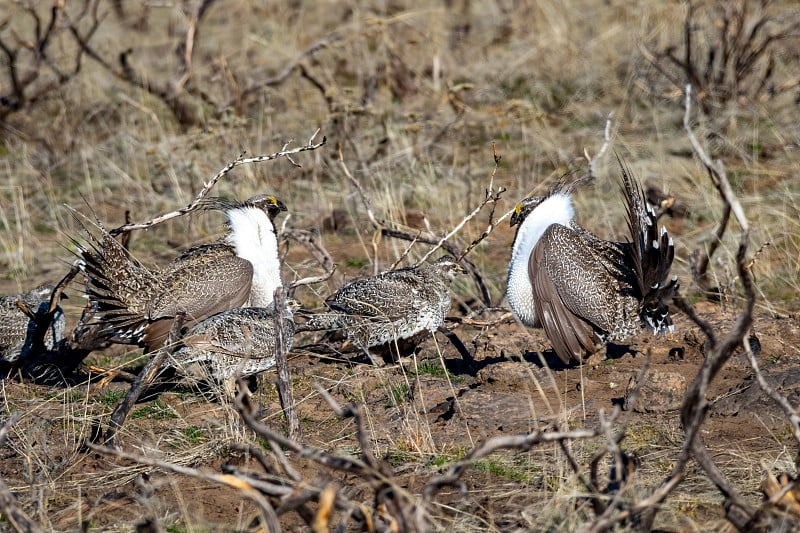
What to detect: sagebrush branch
<box><xmin>109</xmin><ymin>131</ymin><xmax>325</xmax><ymax>235</ymax></box>
<box><xmin>632</xmin><ymin>84</ymin><xmax>757</xmax><ymax>531</ymax></box>
<box><xmin>338</xmin><ymin>145</ymin><xmax>496</xmax><ymax>306</ymax></box>
<box><xmin>583</xmin><ymin>111</ymin><xmax>614</xmax><ymax>180</ymax></box>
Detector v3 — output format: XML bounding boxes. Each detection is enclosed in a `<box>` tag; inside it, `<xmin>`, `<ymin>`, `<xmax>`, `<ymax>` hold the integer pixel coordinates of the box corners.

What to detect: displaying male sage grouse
<box><xmin>506</xmin><ymin>161</ymin><xmax>678</xmax><ymax>364</ymax></box>
<box><xmin>77</xmin><ymin>195</ymin><xmax>287</xmax><ymax>352</ymax></box>
<box><xmin>302</xmin><ymin>256</ymin><xmax>465</xmax><ymax>365</ymax></box>
<box><xmin>168</xmin><ymin>299</ymin><xmax>300</xmax><ymax>394</ymax></box>
<box><xmin>0</xmin><ymin>285</ymin><xmax>65</xmax><ymax>364</ymax></box>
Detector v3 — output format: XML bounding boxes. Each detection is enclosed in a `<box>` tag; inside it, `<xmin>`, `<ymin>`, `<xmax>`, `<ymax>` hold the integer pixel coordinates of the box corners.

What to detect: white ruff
<box><xmin>226</xmin><ymin>207</ymin><xmax>282</xmax><ymax>307</ymax></box>
<box><xmin>507</xmin><ymin>193</ymin><xmax>574</xmax><ymax>327</ymax></box>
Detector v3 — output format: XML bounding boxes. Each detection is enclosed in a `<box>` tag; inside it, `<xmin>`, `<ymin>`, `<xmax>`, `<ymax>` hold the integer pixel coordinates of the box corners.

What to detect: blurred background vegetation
<box><xmin>1</xmin><ymin>0</ymin><xmax>798</xmax><ymax>312</ymax></box>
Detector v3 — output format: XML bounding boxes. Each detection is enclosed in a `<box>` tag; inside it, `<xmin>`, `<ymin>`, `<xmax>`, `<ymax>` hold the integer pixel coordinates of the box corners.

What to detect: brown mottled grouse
<box><xmin>77</xmin><ymin>195</ymin><xmax>287</xmax><ymax>352</ymax></box>
<box><xmin>168</xmin><ymin>299</ymin><xmax>299</xmax><ymax>391</ymax></box>
<box><xmin>506</xmin><ymin>160</ymin><xmax>678</xmax><ymax>364</ymax></box>
<box><xmin>303</xmin><ymin>256</ymin><xmax>465</xmax><ymax>364</ymax></box>
<box><xmin>0</xmin><ymin>285</ymin><xmax>65</xmax><ymax>364</ymax></box>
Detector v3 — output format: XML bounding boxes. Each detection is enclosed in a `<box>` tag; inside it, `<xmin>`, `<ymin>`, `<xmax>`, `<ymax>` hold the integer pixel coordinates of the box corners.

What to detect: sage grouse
<box><xmin>303</xmin><ymin>256</ymin><xmax>465</xmax><ymax>364</ymax></box>
<box><xmin>77</xmin><ymin>194</ymin><xmax>286</xmax><ymax>352</ymax></box>
<box><xmin>168</xmin><ymin>299</ymin><xmax>299</xmax><ymax>390</ymax></box>
<box><xmin>506</xmin><ymin>162</ymin><xmax>678</xmax><ymax>364</ymax></box>
<box><xmin>0</xmin><ymin>285</ymin><xmax>65</xmax><ymax>364</ymax></box>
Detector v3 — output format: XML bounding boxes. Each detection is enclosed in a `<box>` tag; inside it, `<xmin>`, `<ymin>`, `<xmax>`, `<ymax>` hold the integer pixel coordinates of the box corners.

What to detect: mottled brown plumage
<box><xmin>0</xmin><ymin>285</ymin><xmax>65</xmax><ymax>364</ymax></box>
<box><xmin>507</xmin><ymin>161</ymin><xmax>678</xmax><ymax>364</ymax></box>
<box><xmin>169</xmin><ymin>300</ymin><xmax>299</xmax><ymax>380</ymax></box>
<box><xmin>77</xmin><ymin>195</ymin><xmax>286</xmax><ymax>352</ymax></box>
<box><xmin>303</xmin><ymin>256</ymin><xmax>465</xmax><ymax>362</ymax></box>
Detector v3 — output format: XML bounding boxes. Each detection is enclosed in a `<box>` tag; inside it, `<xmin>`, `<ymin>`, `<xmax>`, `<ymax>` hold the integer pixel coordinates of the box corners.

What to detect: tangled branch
<box><xmin>109</xmin><ymin>130</ymin><xmax>325</xmax><ymax>236</ymax></box>
<box><xmin>640</xmin><ymin>0</ymin><xmax>800</xmax><ymax>115</ymax></box>
<box><xmin>0</xmin><ymin>1</ymin><xmax>102</xmax><ymax>123</ymax></box>
<box><xmin>338</xmin><ymin>144</ymin><xmax>503</xmax><ymax>307</ymax></box>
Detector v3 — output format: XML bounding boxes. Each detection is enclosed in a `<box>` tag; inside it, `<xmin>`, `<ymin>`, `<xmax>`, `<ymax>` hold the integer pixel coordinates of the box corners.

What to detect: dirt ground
<box><xmin>2</xmin><ymin>0</ymin><xmax>800</xmax><ymax>530</ymax></box>
<box><xmin>2</xmin><ymin>289</ymin><xmax>799</xmax><ymax>530</ymax></box>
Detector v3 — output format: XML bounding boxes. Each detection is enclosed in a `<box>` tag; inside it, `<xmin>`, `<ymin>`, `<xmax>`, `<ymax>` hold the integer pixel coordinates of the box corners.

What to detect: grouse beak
<box><xmin>266</xmin><ymin>196</ymin><xmax>288</xmax><ymax>213</ymax></box>
<box><xmin>242</xmin><ymin>194</ymin><xmax>288</xmax><ymax>220</ymax></box>
<box><xmin>510</xmin><ymin>203</ymin><xmax>525</xmax><ymax>227</ymax></box>
<box><xmin>510</xmin><ymin>196</ymin><xmax>543</xmax><ymax>227</ymax></box>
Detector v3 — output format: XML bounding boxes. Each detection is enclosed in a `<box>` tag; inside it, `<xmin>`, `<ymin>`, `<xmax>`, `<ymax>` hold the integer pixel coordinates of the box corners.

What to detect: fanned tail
<box><xmin>618</xmin><ymin>157</ymin><xmax>679</xmax><ymax>335</ymax></box>
<box><xmin>71</xmin><ymin>213</ymin><xmax>160</xmax><ymax>343</ymax></box>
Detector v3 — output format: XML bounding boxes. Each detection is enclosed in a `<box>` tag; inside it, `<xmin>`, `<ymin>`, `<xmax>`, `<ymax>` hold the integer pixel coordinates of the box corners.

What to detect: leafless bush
<box><xmin>0</xmin><ymin>1</ymin><xmax>101</xmax><ymax>124</ymax></box>
<box><xmin>640</xmin><ymin>0</ymin><xmax>800</xmax><ymax>116</ymax></box>
<box><xmin>68</xmin><ymin>0</ymin><xmax>217</xmax><ymax>127</ymax></box>
<box><xmin>69</xmin><ymin>1</ymin><xmax>342</xmax><ymax>129</ymax></box>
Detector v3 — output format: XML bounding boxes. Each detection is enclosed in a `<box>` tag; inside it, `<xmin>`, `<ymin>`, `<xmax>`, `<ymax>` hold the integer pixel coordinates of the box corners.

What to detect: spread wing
<box><xmin>151</xmin><ymin>254</ymin><xmax>253</xmax><ymax>320</ymax></box>
<box><xmin>143</xmin><ymin>255</ymin><xmax>253</xmax><ymax>349</ymax></box>
<box><xmin>529</xmin><ymin>224</ymin><xmax>619</xmax><ymax>363</ymax></box>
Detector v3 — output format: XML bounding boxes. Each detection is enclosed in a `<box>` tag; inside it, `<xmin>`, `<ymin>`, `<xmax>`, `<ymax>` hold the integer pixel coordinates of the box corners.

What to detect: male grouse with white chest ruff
<box><xmin>77</xmin><ymin>194</ymin><xmax>287</xmax><ymax>352</ymax></box>
<box><xmin>506</xmin><ymin>160</ymin><xmax>678</xmax><ymax>364</ymax></box>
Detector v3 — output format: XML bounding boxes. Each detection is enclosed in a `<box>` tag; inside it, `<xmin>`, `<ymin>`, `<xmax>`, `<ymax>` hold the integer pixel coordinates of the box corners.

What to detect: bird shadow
<box><xmin>519</xmin><ymin>342</ymin><xmax>638</xmax><ymax>370</ymax></box>
<box><xmin>606</xmin><ymin>343</ymin><xmax>638</xmax><ymax>361</ymax></box>
<box><xmin>520</xmin><ymin>349</ymin><xmax>571</xmax><ymax>370</ymax></box>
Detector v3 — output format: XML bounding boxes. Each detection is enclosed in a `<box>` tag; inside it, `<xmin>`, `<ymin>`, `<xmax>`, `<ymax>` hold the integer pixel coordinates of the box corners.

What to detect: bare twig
<box><xmin>0</xmin><ymin>413</ymin><xmax>21</xmax><ymax>447</ymax></box>
<box><xmin>583</xmin><ymin>112</ymin><xmax>614</xmax><ymax>180</ymax></box>
<box><xmin>642</xmin><ymin>1</ymin><xmax>800</xmax><ymax>114</ymax></box>
<box><xmin>103</xmin><ymin>313</ymin><xmax>185</xmax><ymax>448</ymax></box>
<box><xmin>0</xmin><ymin>476</ymin><xmax>41</xmax><ymax>533</ymax></box>
<box><xmin>238</xmin><ymin>34</ymin><xmax>343</xmax><ymax>102</ymax></box>
<box><xmin>683</xmin><ymin>84</ymin><xmax>745</xmax><ymax>297</ymax></box>
<box><xmin>284</xmin><ymin>228</ymin><xmax>343</xmax><ymax>290</ymax></box>
<box><xmin>89</xmin><ymin>443</ymin><xmax>284</xmax><ymax>529</ymax></box>
<box><xmin>234</xmin><ymin>386</ymin><xmax>393</xmax><ymax>529</ymax></box>
<box><xmin>338</xmin><ymin>144</ymin><xmax>500</xmax><ymax>306</ymax></box>
<box><xmin>634</xmin><ymin>83</ymin><xmax>758</xmax><ymax>530</ymax></box>
<box><xmin>744</xmin><ymin>340</ymin><xmax>800</xmax><ymax>460</ymax></box>
<box><xmin>0</xmin><ymin>1</ymin><xmax>101</xmax><ymax>122</ymax></box>
<box><xmin>288</xmin><ymin>267</ymin><xmax>337</xmax><ymax>290</ymax></box>
<box><xmin>423</xmin><ymin>427</ymin><xmax>602</xmax><ymax>501</ymax></box>
<box><xmin>585</xmin><ymin>351</ymin><xmax>651</xmax><ymax>531</ymax></box>
<box><xmin>68</xmin><ymin>1</ymin><xmax>217</xmax><ymax>126</ymax></box>
<box><xmin>684</xmin><ymin>86</ymin><xmax>748</xmax><ymax>232</ymax></box>
<box><xmin>109</xmin><ymin>132</ymin><xmax>325</xmax><ymax>236</ymax></box>
<box><xmin>338</xmin><ymin>145</ymin><xmax>382</xmax><ymax>230</ymax></box>
<box><xmin>416</xmin><ymin>148</ymin><xmax>506</xmax><ymax>267</ymax></box>
<box><xmin>273</xmin><ymin>286</ymin><xmax>300</xmax><ymax>440</ymax></box>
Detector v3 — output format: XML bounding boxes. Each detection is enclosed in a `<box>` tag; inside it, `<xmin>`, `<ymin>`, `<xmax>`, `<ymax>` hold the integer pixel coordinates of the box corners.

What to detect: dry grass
<box><xmin>2</xmin><ymin>0</ymin><xmax>800</xmax><ymax>530</ymax></box>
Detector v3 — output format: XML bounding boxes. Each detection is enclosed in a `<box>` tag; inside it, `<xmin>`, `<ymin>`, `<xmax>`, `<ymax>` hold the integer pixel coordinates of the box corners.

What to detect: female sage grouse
<box><xmin>303</xmin><ymin>256</ymin><xmax>465</xmax><ymax>365</ymax></box>
<box><xmin>506</xmin><ymin>161</ymin><xmax>678</xmax><ymax>364</ymax></box>
<box><xmin>168</xmin><ymin>299</ymin><xmax>299</xmax><ymax>393</ymax></box>
<box><xmin>77</xmin><ymin>194</ymin><xmax>287</xmax><ymax>352</ymax></box>
<box><xmin>0</xmin><ymin>285</ymin><xmax>65</xmax><ymax>364</ymax></box>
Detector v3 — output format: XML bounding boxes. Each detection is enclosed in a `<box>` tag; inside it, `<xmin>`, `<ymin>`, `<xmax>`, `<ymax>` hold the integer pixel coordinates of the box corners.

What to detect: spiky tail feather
<box><xmin>71</xmin><ymin>214</ymin><xmax>160</xmax><ymax>342</ymax></box>
<box><xmin>618</xmin><ymin>157</ymin><xmax>679</xmax><ymax>335</ymax></box>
